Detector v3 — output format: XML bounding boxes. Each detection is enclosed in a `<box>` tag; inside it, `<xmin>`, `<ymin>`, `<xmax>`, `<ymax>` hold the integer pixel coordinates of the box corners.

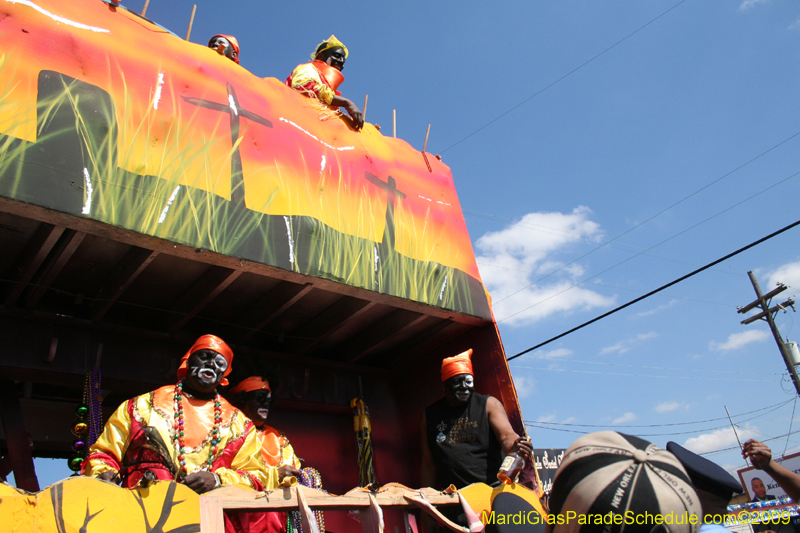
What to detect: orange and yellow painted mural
<box><xmin>0</xmin><ymin>0</ymin><xmax>490</xmax><ymax>318</ymax></box>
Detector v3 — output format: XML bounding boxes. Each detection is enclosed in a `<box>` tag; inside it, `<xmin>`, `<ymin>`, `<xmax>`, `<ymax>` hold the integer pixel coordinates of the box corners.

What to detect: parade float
<box><xmin>0</xmin><ymin>0</ymin><xmax>540</xmax><ymax>530</ymax></box>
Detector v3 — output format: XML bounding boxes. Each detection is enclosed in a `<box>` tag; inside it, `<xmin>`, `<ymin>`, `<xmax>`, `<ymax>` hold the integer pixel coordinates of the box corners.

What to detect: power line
<box><xmin>511</xmin><ymin>364</ymin><xmax>780</xmax><ymax>383</ymax></box>
<box><xmin>514</xmin><ymin>357</ymin><xmax>783</xmax><ymax>376</ymax></box>
<box><xmin>439</xmin><ymin>0</ymin><xmax>689</xmax><ymax>154</ymax></box>
<box><xmin>497</xmin><ymin>167</ymin><xmax>800</xmax><ymax>317</ymax></box>
<box><xmin>526</xmin><ymin>401</ymin><xmax>793</xmax><ymax>437</ymax></box>
<box><xmin>507</xmin><ymin>217</ymin><xmax>800</xmax><ymax>361</ymax></box>
<box><xmin>492</xmin><ymin>132</ymin><xmax>800</xmax><ymax>306</ymax></box>
<box><xmin>529</xmin><ymin>399</ymin><xmax>794</xmax><ymax>428</ymax></box>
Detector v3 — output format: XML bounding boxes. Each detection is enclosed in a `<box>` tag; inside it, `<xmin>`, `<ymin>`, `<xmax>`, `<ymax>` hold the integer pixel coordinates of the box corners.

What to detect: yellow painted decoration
<box><xmin>0</xmin><ymin>477</ymin><xmax>201</xmax><ymax>532</ymax></box>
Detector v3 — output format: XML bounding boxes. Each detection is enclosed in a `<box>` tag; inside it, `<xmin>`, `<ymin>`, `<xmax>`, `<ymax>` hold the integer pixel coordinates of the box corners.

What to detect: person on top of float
<box><xmin>209</xmin><ymin>34</ymin><xmax>240</xmax><ymax>64</ymax></box>
<box><xmin>285</xmin><ymin>35</ymin><xmax>364</xmax><ymax>131</ymax></box>
<box><xmin>225</xmin><ymin>373</ymin><xmax>303</xmax><ymax>532</ymax></box>
<box><xmin>81</xmin><ymin>335</ymin><xmax>278</xmax><ymax>494</ymax></box>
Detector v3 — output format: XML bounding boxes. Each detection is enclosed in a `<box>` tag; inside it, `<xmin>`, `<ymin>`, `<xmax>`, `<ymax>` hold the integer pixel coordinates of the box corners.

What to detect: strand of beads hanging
<box><xmin>171</xmin><ymin>379</ymin><xmax>222</xmax><ymax>476</ymax></box>
<box><xmin>68</xmin><ymin>372</ymin><xmax>93</xmax><ymax>472</ymax></box>
<box><xmin>87</xmin><ymin>368</ymin><xmax>103</xmax><ymax>448</ymax></box>
<box><xmin>291</xmin><ymin>467</ymin><xmax>325</xmax><ymax>533</ymax></box>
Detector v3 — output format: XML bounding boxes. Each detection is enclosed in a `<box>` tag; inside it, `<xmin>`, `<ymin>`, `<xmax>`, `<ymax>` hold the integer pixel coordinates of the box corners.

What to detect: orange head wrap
<box><xmin>229</xmin><ymin>376</ymin><xmax>271</xmax><ymax>396</ymax></box>
<box><xmin>177</xmin><ymin>334</ymin><xmax>234</xmax><ymax>386</ymax></box>
<box><xmin>209</xmin><ymin>34</ymin><xmax>240</xmax><ymax>64</ymax></box>
<box><xmin>441</xmin><ymin>348</ymin><xmax>474</xmax><ymax>382</ymax></box>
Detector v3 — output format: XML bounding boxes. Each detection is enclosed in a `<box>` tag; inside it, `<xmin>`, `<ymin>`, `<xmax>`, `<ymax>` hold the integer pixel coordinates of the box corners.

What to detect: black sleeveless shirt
<box><xmin>425</xmin><ymin>392</ymin><xmax>503</xmax><ymax>489</ymax></box>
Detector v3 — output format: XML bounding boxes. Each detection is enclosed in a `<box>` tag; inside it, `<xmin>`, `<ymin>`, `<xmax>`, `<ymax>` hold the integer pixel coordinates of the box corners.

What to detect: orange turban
<box><xmin>177</xmin><ymin>334</ymin><xmax>234</xmax><ymax>386</ymax></box>
<box><xmin>441</xmin><ymin>348</ymin><xmax>474</xmax><ymax>382</ymax></box>
<box><xmin>229</xmin><ymin>377</ymin><xmax>271</xmax><ymax>396</ymax></box>
<box><xmin>209</xmin><ymin>34</ymin><xmax>240</xmax><ymax>64</ymax></box>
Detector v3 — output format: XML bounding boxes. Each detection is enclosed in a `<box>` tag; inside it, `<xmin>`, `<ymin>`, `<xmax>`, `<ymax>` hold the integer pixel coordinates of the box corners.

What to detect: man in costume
<box><xmin>209</xmin><ymin>34</ymin><xmax>240</xmax><ymax>64</ymax></box>
<box><xmin>286</xmin><ymin>35</ymin><xmax>364</xmax><ymax>130</ymax></box>
<box><xmin>224</xmin><ymin>374</ymin><xmax>303</xmax><ymax>532</ymax></box>
<box><xmin>421</xmin><ymin>348</ymin><xmax>532</xmax><ymax>492</ymax></box>
<box><xmin>82</xmin><ymin>335</ymin><xmax>278</xmax><ymax>493</ymax></box>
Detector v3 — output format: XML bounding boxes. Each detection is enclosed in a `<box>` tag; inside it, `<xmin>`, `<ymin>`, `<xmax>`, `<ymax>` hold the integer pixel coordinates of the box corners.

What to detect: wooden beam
<box><xmin>4</xmin><ymin>223</ymin><xmax>65</xmax><ymax>306</ymax></box>
<box><xmin>169</xmin><ymin>267</ymin><xmax>243</xmax><ymax>333</ymax></box>
<box><xmin>237</xmin><ymin>282</ymin><xmax>313</xmax><ymax>343</ymax></box>
<box><xmin>290</xmin><ymin>297</ymin><xmax>372</xmax><ymax>352</ymax></box>
<box><xmin>0</xmin><ymin>379</ymin><xmax>39</xmax><ymax>491</ymax></box>
<box><xmin>347</xmin><ymin>313</ymin><xmax>429</xmax><ymax>364</ymax></box>
<box><xmin>23</xmin><ymin>230</ymin><xmax>85</xmax><ymax>309</ymax></box>
<box><xmin>317</xmin><ymin>309</ymin><xmax>420</xmax><ymax>362</ymax></box>
<box><xmin>0</xmin><ymin>196</ymin><xmax>490</xmax><ymax>325</ymax></box>
<box><xmin>299</xmin><ymin>301</ymin><xmax>377</xmax><ymax>355</ymax></box>
<box><xmin>388</xmin><ymin>320</ymin><xmax>472</xmax><ymax>371</ymax></box>
<box><xmin>90</xmin><ymin>247</ymin><xmax>159</xmax><ymax>321</ymax></box>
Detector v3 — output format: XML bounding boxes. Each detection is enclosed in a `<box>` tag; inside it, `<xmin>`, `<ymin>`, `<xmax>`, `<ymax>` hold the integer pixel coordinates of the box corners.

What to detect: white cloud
<box><xmin>514</xmin><ymin>376</ymin><xmax>537</xmax><ymax>398</ymax></box>
<box><xmin>683</xmin><ymin>426</ymin><xmax>759</xmax><ymax>454</ymax></box>
<box><xmin>612</xmin><ymin>412</ymin><xmax>637</xmax><ymax>424</ymax></box>
<box><xmin>600</xmin><ymin>332</ymin><xmax>658</xmax><ymax>355</ymax></box>
<box><xmin>475</xmin><ymin>207</ymin><xmax>615</xmax><ymax>326</ymax></box>
<box><xmin>739</xmin><ymin>0</ymin><xmax>769</xmax><ymax>12</ymax></box>
<box><xmin>655</xmin><ymin>401</ymin><xmax>690</xmax><ymax>413</ymax></box>
<box><xmin>635</xmin><ymin>299</ymin><xmax>678</xmax><ymax>318</ymax></box>
<box><xmin>561</xmin><ymin>417</ymin><xmax>576</xmax><ymax>424</ymax></box>
<box><xmin>537</xmin><ymin>413</ymin><xmax>557</xmax><ymax>423</ymax></box>
<box><xmin>766</xmin><ymin>259</ymin><xmax>800</xmax><ymax>292</ymax></box>
<box><xmin>790</xmin><ymin>19</ymin><xmax>800</xmax><ymax>31</ymax></box>
<box><xmin>709</xmin><ymin>330</ymin><xmax>769</xmax><ymax>352</ymax></box>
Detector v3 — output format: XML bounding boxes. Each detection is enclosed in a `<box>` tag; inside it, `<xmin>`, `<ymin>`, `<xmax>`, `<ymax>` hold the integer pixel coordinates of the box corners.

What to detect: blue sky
<box><xmin>24</xmin><ymin>0</ymin><xmax>800</xmax><ymax>487</ymax></box>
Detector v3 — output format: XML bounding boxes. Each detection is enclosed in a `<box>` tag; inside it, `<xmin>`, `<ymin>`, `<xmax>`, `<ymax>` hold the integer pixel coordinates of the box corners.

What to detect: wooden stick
<box><xmin>363</xmin><ymin>95</ymin><xmax>368</xmax><ymax>122</ymax></box>
<box><xmin>393</xmin><ymin>109</ymin><xmax>396</xmax><ymax>138</ymax></box>
<box><xmin>423</xmin><ymin>124</ymin><xmax>431</xmax><ymax>153</ymax></box>
<box><xmin>141</xmin><ymin>0</ymin><xmax>150</xmax><ymax>17</ymax></box>
<box><xmin>185</xmin><ymin>4</ymin><xmax>196</xmax><ymax>41</ymax></box>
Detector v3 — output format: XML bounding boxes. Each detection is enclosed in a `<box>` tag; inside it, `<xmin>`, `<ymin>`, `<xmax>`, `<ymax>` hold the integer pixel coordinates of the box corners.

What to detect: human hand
<box><xmin>98</xmin><ymin>470</ymin><xmax>121</xmax><ymax>484</ymax></box>
<box><xmin>513</xmin><ymin>436</ymin><xmax>533</xmax><ymax>458</ymax></box>
<box><xmin>279</xmin><ymin>465</ymin><xmax>303</xmax><ymax>479</ymax></box>
<box><xmin>743</xmin><ymin>439</ymin><xmax>773</xmax><ymax>470</ymax></box>
<box><xmin>344</xmin><ymin>102</ymin><xmax>364</xmax><ymax>131</ymax></box>
<box><xmin>183</xmin><ymin>471</ymin><xmax>218</xmax><ymax>494</ymax></box>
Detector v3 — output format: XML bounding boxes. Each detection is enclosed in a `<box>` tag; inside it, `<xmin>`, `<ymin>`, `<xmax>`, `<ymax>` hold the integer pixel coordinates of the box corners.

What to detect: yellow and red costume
<box><xmin>225</xmin><ymin>377</ymin><xmax>301</xmax><ymax>533</ymax></box>
<box><xmin>285</xmin><ymin>35</ymin><xmax>347</xmax><ymax>105</ymax></box>
<box><xmin>82</xmin><ymin>336</ymin><xmax>279</xmax><ymax>490</ymax></box>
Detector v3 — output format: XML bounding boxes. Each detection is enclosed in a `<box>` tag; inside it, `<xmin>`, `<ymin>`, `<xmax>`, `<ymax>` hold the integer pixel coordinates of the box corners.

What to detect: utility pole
<box><xmin>738</xmin><ymin>271</ymin><xmax>799</xmax><ymax>395</ymax></box>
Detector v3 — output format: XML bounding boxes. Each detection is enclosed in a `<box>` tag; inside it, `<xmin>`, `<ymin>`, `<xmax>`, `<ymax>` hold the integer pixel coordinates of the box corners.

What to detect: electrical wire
<box><xmin>784</xmin><ymin>397</ymin><xmax>797</xmax><ymax>458</ymax></box>
<box><xmin>492</xmin><ymin>134</ymin><xmax>800</xmax><ymax>306</ymax></box>
<box><xmin>499</xmin><ymin>168</ymin><xmax>800</xmax><ymax>322</ymax></box>
<box><xmin>528</xmin><ymin>399</ymin><xmax>794</xmax><ymax>428</ymax></box>
<box><xmin>511</xmin><ymin>364</ymin><xmax>779</xmax><ymax>382</ymax></box>
<box><xmin>439</xmin><ymin>0</ymin><xmax>689</xmax><ymax>155</ymax></box>
<box><xmin>506</xmin><ymin>217</ymin><xmax>800</xmax><ymax>361</ymax></box>
<box><xmin>513</xmin><ymin>357</ymin><xmax>783</xmax><ymax>376</ymax></box>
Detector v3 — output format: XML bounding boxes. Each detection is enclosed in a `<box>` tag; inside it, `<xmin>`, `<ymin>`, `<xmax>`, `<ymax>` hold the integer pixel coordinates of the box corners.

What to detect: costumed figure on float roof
<box><xmin>209</xmin><ymin>34</ymin><xmax>240</xmax><ymax>63</ymax></box>
<box><xmin>224</xmin><ymin>374</ymin><xmax>303</xmax><ymax>533</ymax></box>
<box><xmin>81</xmin><ymin>335</ymin><xmax>279</xmax><ymax>494</ymax></box>
<box><xmin>285</xmin><ymin>34</ymin><xmax>364</xmax><ymax>130</ymax></box>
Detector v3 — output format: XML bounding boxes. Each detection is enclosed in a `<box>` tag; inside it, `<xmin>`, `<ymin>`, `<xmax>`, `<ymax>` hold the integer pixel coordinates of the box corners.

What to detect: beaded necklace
<box><xmin>172</xmin><ymin>379</ymin><xmax>222</xmax><ymax>476</ymax></box>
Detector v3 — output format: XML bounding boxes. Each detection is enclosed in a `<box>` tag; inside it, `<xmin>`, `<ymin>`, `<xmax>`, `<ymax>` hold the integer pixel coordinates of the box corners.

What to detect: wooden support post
<box><xmin>185</xmin><ymin>4</ymin><xmax>197</xmax><ymax>41</ymax></box>
<box><xmin>393</xmin><ymin>110</ymin><xmax>396</xmax><ymax>138</ymax></box>
<box><xmin>141</xmin><ymin>0</ymin><xmax>150</xmax><ymax>17</ymax></box>
<box><xmin>0</xmin><ymin>380</ymin><xmax>39</xmax><ymax>492</ymax></box>
<box><xmin>363</xmin><ymin>95</ymin><xmax>369</xmax><ymax>122</ymax></box>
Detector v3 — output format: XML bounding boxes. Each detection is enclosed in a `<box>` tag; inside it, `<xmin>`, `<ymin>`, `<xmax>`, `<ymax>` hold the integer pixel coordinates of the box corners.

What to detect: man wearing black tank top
<box><xmin>421</xmin><ymin>348</ymin><xmax>532</xmax><ymax>491</ymax></box>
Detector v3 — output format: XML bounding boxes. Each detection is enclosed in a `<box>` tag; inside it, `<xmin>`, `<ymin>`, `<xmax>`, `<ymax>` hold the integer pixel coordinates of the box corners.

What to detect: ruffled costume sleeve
<box><xmin>82</xmin><ymin>399</ymin><xmax>131</xmax><ymax>477</ymax></box>
<box><xmin>213</xmin><ymin>418</ymin><xmax>280</xmax><ymax>490</ymax></box>
<box><xmin>286</xmin><ymin>63</ymin><xmax>335</xmax><ymax>105</ymax></box>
